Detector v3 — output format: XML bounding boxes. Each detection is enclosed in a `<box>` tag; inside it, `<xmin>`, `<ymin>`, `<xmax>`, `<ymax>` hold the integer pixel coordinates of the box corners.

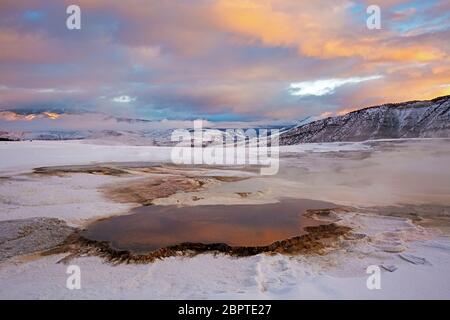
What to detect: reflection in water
<box><xmin>82</xmin><ymin>198</ymin><xmax>336</xmax><ymax>253</ymax></box>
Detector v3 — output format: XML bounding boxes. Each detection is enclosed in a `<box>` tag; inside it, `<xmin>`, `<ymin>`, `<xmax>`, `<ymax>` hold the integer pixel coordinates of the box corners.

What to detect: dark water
<box><xmin>82</xmin><ymin>198</ymin><xmax>335</xmax><ymax>253</ymax></box>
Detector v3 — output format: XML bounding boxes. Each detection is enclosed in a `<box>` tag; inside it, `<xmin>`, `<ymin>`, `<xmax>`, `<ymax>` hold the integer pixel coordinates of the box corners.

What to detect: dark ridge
<box><xmin>281</xmin><ymin>95</ymin><xmax>450</xmax><ymax>144</ymax></box>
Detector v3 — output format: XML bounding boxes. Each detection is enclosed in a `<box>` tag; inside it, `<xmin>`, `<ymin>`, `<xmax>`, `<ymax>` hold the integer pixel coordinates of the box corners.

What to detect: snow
<box><xmin>0</xmin><ymin>139</ymin><xmax>449</xmax><ymax>299</ymax></box>
<box><xmin>280</xmin><ymin>141</ymin><xmax>371</xmax><ymax>153</ymax></box>
<box><xmin>281</xmin><ymin>96</ymin><xmax>450</xmax><ymax>144</ymax></box>
<box><xmin>0</xmin><ymin>140</ymin><xmax>173</xmax><ymax>174</ymax></box>
<box><xmin>0</xmin><ymin>173</ymin><xmax>135</xmax><ymax>227</ymax></box>
<box><xmin>1</xmin><ymin>235</ymin><xmax>449</xmax><ymax>299</ymax></box>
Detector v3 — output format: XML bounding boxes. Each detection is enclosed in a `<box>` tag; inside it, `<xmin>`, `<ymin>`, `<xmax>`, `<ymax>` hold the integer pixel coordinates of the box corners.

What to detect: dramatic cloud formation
<box><xmin>112</xmin><ymin>95</ymin><xmax>136</xmax><ymax>103</ymax></box>
<box><xmin>0</xmin><ymin>0</ymin><xmax>449</xmax><ymax>122</ymax></box>
<box><xmin>289</xmin><ymin>75</ymin><xmax>383</xmax><ymax>96</ymax></box>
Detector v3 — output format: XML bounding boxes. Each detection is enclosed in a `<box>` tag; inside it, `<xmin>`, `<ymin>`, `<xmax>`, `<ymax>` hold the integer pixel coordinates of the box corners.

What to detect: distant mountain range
<box><xmin>2</xmin><ymin>95</ymin><xmax>449</xmax><ymax>145</ymax></box>
<box><xmin>281</xmin><ymin>95</ymin><xmax>450</xmax><ymax>145</ymax></box>
<box><xmin>0</xmin><ymin>129</ymin><xmax>176</xmax><ymax>145</ymax></box>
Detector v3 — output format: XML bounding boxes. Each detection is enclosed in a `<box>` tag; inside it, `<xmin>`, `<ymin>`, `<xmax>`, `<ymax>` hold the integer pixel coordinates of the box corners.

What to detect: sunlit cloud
<box><xmin>288</xmin><ymin>75</ymin><xmax>383</xmax><ymax>97</ymax></box>
<box><xmin>0</xmin><ymin>0</ymin><xmax>449</xmax><ymax>121</ymax></box>
<box><xmin>42</xmin><ymin>112</ymin><xmax>60</xmax><ymax>120</ymax></box>
<box><xmin>112</xmin><ymin>95</ymin><xmax>136</xmax><ymax>103</ymax></box>
<box><xmin>0</xmin><ymin>85</ymin><xmax>79</xmax><ymax>94</ymax></box>
<box><xmin>320</xmin><ymin>111</ymin><xmax>333</xmax><ymax>118</ymax></box>
<box><xmin>0</xmin><ymin>111</ymin><xmax>60</xmax><ymax>121</ymax></box>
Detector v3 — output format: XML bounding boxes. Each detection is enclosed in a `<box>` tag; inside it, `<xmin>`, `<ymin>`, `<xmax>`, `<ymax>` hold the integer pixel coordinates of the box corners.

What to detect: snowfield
<box><xmin>0</xmin><ymin>140</ymin><xmax>173</xmax><ymax>174</ymax></box>
<box><xmin>2</xmin><ymin>237</ymin><xmax>450</xmax><ymax>300</ymax></box>
<box><xmin>0</xmin><ymin>139</ymin><xmax>449</xmax><ymax>299</ymax></box>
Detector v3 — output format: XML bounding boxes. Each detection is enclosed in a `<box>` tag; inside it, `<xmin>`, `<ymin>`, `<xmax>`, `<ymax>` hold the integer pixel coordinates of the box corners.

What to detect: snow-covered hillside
<box><xmin>281</xmin><ymin>95</ymin><xmax>450</xmax><ymax>144</ymax></box>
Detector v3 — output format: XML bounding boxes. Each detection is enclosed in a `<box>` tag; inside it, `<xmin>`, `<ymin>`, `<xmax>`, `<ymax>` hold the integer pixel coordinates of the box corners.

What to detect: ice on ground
<box><xmin>0</xmin><ymin>139</ymin><xmax>449</xmax><ymax>299</ymax></box>
<box><xmin>0</xmin><ymin>173</ymin><xmax>135</xmax><ymax>227</ymax></box>
<box><xmin>280</xmin><ymin>141</ymin><xmax>371</xmax><ymax>153</ymax></box>
<box><xmin>0</xmin><ymin>140</ymin><xmax>173</xmax><ymax>173</ymax></box>
<box><xmin>0</xmin><ymin>236</ymin><xmax>449</xmax><ymax>299</ymax></box>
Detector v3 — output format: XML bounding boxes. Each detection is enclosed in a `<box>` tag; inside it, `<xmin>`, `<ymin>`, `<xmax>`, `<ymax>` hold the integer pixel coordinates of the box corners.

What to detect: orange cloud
<box><xmin>0</xmin><ymin>111</ymin><xmax>61</xmax><ymax>121</ymax></box>
<box><xmin>0</xmin><ymin>0</ymin><xmax>448</xmax><ymax>121</ymax></box>
<box><xmin>335</xmin><ymin>65</ymin><xmax>450</xmax><ymax>114</ymax></box>
<box><xmin>213</xmin><ymin>0</ymin><xmax>445</xmax><ymax>62</ymax></box>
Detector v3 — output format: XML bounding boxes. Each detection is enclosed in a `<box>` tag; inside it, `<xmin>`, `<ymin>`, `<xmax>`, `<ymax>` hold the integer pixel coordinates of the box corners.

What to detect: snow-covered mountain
<box><xmin>0</xmin><ymin>109</ymin><xmax>292</xmax><ymax>145</ymax></box>
<box><xmin>281</xmin><ymin>95</ymin><xmax>450</xmax><ymax>145</ymax></box>
<box><xmin>2</xmin><ymin>96</ymin><xmax>449</xmax><ymax>145</ymax></box>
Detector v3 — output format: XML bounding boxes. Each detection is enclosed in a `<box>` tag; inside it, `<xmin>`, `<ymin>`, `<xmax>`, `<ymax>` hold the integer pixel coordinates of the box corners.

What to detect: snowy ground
<box><xmin>0</xmin><ymin>139</ymin><xmax>449</xmax><ymax>299</ymax></box>
<box><xmin>0</xmin><ymin>140</ymin><xmax>173</xmax><ymax>174</ymax></box>
<box><xmin>1</xmin><ymin>216</ymin><xmax>448</xmax><ymax>299</ymax></box>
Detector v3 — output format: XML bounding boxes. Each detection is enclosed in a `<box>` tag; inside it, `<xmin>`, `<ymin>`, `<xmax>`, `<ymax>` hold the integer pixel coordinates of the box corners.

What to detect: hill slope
<box><xmin>281</xmin><ymin>95</ymin><xmax>450</xmax><ymax>145</ymax></box>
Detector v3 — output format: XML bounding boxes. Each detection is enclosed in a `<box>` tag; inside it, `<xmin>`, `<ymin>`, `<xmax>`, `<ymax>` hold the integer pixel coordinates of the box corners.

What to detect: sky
<box><xmin>0</xmin><ymin>0</ymin><xmax>449</xmax><ymax>125</ymax></box>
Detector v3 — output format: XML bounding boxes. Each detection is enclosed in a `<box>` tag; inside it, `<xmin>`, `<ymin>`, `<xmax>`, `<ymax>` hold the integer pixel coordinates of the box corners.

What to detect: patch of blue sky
<box><xmin>136</xmin><ymin>105</ymin><xmax>252</xmax><ymax>122</ymax></box>
<box><xmin>392</xmin><ymin>13</ymin><xmax>450</xmax><ymax>34</ymax></box>
<box><xmin>389</xmin><ymin>0</ymin><xmax>449</xmax><ymax>34</ymax></box>
<box><xmin>23</xmin><ymin>10</ymin><xmax>45</xmax><ymax>22</ymax></box>
<box><xmin>348</xmin><ymin>2</ymin><xmax>367</xmax><ymax>25</ymax></box>
<box><xmin>392</xmin><ymin>0</ymin><xmax>438</xmax><ymax>13</ymax></box>
<box><xmin>202</xmin><ymin>112</ymin><xmax>253</xmax><ymax>122</ymax></box>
